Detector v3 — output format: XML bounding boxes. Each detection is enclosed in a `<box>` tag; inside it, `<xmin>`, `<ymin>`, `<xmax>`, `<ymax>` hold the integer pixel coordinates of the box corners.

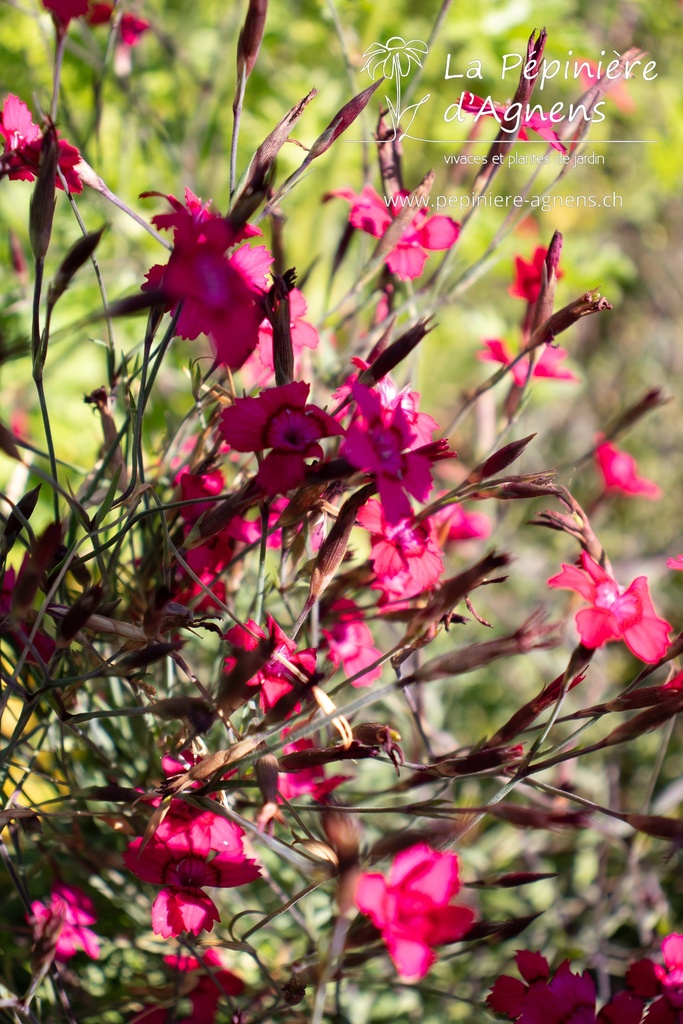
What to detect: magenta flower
<box><xmin>595</xmin><ymin>439</ymin><xmax>661</xmax><ymax>500</ymax></box>
<box><xmin>0</xmin><ymin>94</ymin><xmax>82</xmax><ymax>192</ymax></box>
<box><xmin>246</xmin><ymin>287</ymin><xmax>320</xmax><ymax>386</ymax></box>
<box><xmin>355</xmin><ymin>843</ymin><xmax>475</xmax><ymax>980</ymax></box>
<box><xmin>321</xmin><ymin>598</ymin><xmax>383</xmax><ymax>686</ymax></box>
<box><xmin>488</xmin><ymin>950</ymin><xmax>645</xmax><ymax>1023</ymax></box>
<box><xmin>29</xmin><ymin>883</ymin><xmax>100</xmax><ymax>961</ymax></box>
<box><xmin>456</xmin><ymin>93</ymin><xmax>567</xmax><ymax>153</ymax></box>
<box><xmin>343</xmin><ymin>383</ymin><xmax>439</xmax><ymax>523</ymax></box>
<box><xmin>434</xmin><ymin>500</ymin><xmax>491</xmax><ymax>542</ymax></box>
<box><xmin>86</xmin><ymin>4</ymin><xmax>151</xmax><ymax>46</ymax></box>
<box><xmin>626</xmin><ymin>933</ymin><xmax>683</xmax><ymax>1023</ymax></box>
<box><xmin>143</xmin><ymin>190</ymin><xmax>271</xmax><ymax>369</ymax></box>
<box><xmin>357</xmin><ymin>498</ymin><xmax>443</xmax><ymax>600</ymax></box>
<box><xmin>509</xmin><ymin>246</ymin><xmax>563</xmax><ymax>303</ymax></box>
<box><xmin>667</xmin><ymin>555</ymin><xmax>683</xmax><ymax>571</ymax></box>
<box><xmin>219</xmin><ymin>381</ymin><xmax>344</xmax><ymax>496</ymax></box>
<box><xmin>142</xmin><ymin>949</ymin><xmax>243</xmax><ymax>1024</ymax></box>
<box><xmin>547</xmin><ymin>552</ymin><xmax>671</xmax><ymax>663</ymax></box>
<box><xmin>42</xmin><ymin>0</ymin><xmax>89</xmax><ymax>25</ymax></box>
<box><xmin>278</xmin><ymin>736</ymin><xmax>349</xmax><ymax>802</ymax></box>
<box><xmin>477</xmin><ymin>338</ymin><xmax>578</xmax><ymax>386</ymax></box>
<box><xmin>329</xmin><ymin>184</ymin><xmax>460</xmax><ymax>281</ymax></box>
<box><xmin>223</xmin><ymin>615</ymin><xmax>316</xmax><ymax>711</ymax></box>
<box><xmin>124</xmin><ymin>826</ymin><xmax>260</xmax><ymax>938</ymax></box>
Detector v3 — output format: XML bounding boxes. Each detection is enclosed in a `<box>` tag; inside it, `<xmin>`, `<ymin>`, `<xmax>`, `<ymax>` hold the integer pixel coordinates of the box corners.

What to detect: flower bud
<box><xmin>47</xmin><ymin>224</ymin><xmax>107</xmax><ymax>310</ymax></box>
<box><xmin>29</xmin><ymin>124</ymin><xmax>59</xmax><ymax>262</ymax></box>
<box><xmin>306</xmin><ymin>79</ymin><xmax>384</xmax><ymax>162</ymax></box>
<box><xmin>236</xmin><ymin>0</ymin><xmax>268</xmax><ymax>81</ymax></box>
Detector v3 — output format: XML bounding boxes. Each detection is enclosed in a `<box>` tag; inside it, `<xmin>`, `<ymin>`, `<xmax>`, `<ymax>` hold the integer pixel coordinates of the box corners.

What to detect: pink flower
<box><xmin>626</xmin><ymin>933</ymin><xmax>683</xmax><ymax>1023</ymax></box>
<box><xmin>343</xmin><ymin>383</ymin><xmax>440</xmax><ymax>523</ymax></box>
<box><xmin>29</xmin><ymin>883</ymin><xmax>100</xmax><ymax>961</ymax></box>
<box><xmin>509</xmin><ymin>247</ymin><xmax>561</xmax><ymax>303</ymax></box>
<box><xmin>246</xmin><ymin>288</ymin><xmax>320</xmax><ymax>386</ymax></box>
<box><xmin>355</xmin><ymin>844</ymin><xmax>475</xmax><ymax>980</ymax></box>
<box><xmin>488</xmin><ymin>950</ymin><xmax>645</xmax><ymax>1023</ymax></box>
<box><xmin>456</xmin><ymin>93</ymin><xmax>567</xmax><ymax>154</ymax></box>
<box><xmin>143</xmin><ymin>191</ymin><xmax>271</xmax><ymax>369</ymax></box>
<box><xmin>667</xmin><ymin>555</ymin><xmax>683</xmax><ymax>571</ymax></box>
<box><xmin>595</xmin><ymin>440</ymin><xmax>661</xmax><ymax>500</ymax></box>
<box><xmin>219</xmin><ymin>381</ymin><xmax>344</xmax><ymax>497</ymax></box>
<box><xmin>321</xmin><ymin>598</ymin><xmax>383</xmax><ymax>686</ymax></box>
<box><xmin>477</xmin><ymin>338</ymin><xmax>578</xmax><ymax>386</ymax></box>
<box><xmin>547</xmin><ymin>551</ymin><xmax>671</xmax><ymax>663</ymax></box>
<box><xmin>329</xmin><ymin>184</ymin><xmax>460</xmax><ymax>281</ymax></box>
<box><xmin>143</xmin><ymin>949</ymin><xmax>243</xmax><ymax>1024</ymax></box>
<box><xmin>278</xmin><ymin>737</ymin><xmax>348</xmax><ymax>802</ymax></box>
<box><xmin>358</xmin><ymin>498</ymin><xmax>443</xmax><ymax>600</ymax></box>
<box><xmin>223</xmin><ymin>615</ymin><xmax>316</xmax><ymax>712</ymax></box>
<box><xmin>124</xmin><ymin>824</ymin><xmax>260</xmax><ymax>938</ymax></box>
<box><xmin>435</xmin><ymin>501</ymin><xmax>491</xmax><ymax>542</ymax></box>
<box><xmin>42</xmin><ymin>0</ymin><xmax>89</xmax><ymax>25</ymax></box>
<box><xmin>0</xmin><ymin>94</ymin><xmax>82</xmax><ymax>192</ymax></box>
<box><xmin>86</xmin><ymin>4</ymin><xmax>151</xmax><ymax>46</ymax></box>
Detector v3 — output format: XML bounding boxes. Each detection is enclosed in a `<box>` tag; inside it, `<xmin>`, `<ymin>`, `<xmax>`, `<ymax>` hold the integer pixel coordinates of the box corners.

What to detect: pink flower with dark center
<box><xmin>547</xmin><ymin>551</ymin><xmax>671</xmax><ymax>663</ymax></box>
<box><xmin>124</xmin><ymin>830</ymin><xmax>260</xmax><ymax>938</ymax></box>
<box><xmin>343</xmin><ymin>383</ymin><xmax>441</xmax><ymax>523</ymax></box>
<box><xmin>0</xmin><ymin>94</ymin><xmax>82</xmax><ymax>192</ymax></box>
<box><xmin>595</xmin><ymin>440</ymin><xmax>661</xmax><ymax>500</ymax></box>
<box><xmin>355</xmin><ymin>844</ymin><xmax>475</xmax><ymax>980</ymax></box>
<box><xmin>321</xmin><ymin>598</ymin><xmax>383</xmax><ymax>686</ymax></box>
<box><xmin>219</xmin><ymin>381</ymin><xmax>344</xmax><ymax>497</ymax></box>
<box><xmin>626</xmin><ymin>934</ymin><xmax>683</xmax><ymax>1024</ymax></box>
<box><xmin>358</xmin><ymin>498</ymin><xmax>443</xmax><ymax>600</ymax></box>
<box><xmin>29</xmin><ymin>883</ymin><xmax>100</xmax><ymax>961</ymax></box>
<box><xmin>477</xmin><ymin>338</ymin><xmax>578</xmax><ymax>386</ymax></box>
<box><xmin>143</xmin><ymin>192</ymin><xmax>271</xmax><ymax>369</ymax></box>
<box><xmin>329</xmin><ymin>184</ymin><xmax>460</xmax><ymax>281</ymax></box>
<box><xmin>456</xmin><ymin>93</ymin><xmax>567</xmax><ymax>154</ymax></box>
<box><xmin>223</xmin><ymin>615</ymin><xmax>316</xmax><ymax>711</ymax></box>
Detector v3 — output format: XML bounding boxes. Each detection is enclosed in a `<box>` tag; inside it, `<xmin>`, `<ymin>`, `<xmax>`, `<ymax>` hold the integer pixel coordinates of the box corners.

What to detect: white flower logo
<box><xmin>362</xmin><ymin>36</ymin><xmax>430</xmax><ymax>140</ymax></box>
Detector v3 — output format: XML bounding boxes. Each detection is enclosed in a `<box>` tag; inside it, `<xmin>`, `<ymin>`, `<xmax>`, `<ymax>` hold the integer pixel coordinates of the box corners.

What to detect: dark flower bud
<box><xmin>29</xmin><ymin>124</ymin><xmax>59</xmax><ymax>262</ymax></box>
<box><xmin>47</xmin><ymin>224</ymin><xmax>107</xmax><ymax>311</ymax></box>
<box><xmin>236</xmin><ymin>0</ymin><xmax>268</xmax><ymax>81</ymax></box>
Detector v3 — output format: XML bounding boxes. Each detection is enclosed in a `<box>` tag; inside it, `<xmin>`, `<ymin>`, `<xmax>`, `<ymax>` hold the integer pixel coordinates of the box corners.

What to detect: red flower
<box><xmin>143</xmin><ymin>190</ymin><xmax>271</xmax><ymax>369</ymax></box>
<box><xmin>357</xmin><ymin>499</ymin><xmax>443</xmax><ymax>600</ymax></box>
<box><xmin>321</xmin><ymin>598</ymin><xmax>383</xmax><ymax>686</ymax></box>
<box><xmin>595</xmin><ymin>440</ymin><xmax>661</xmax><ymax>500</ymax></box>
<box><xmin>343</xmin><ymin>383</ymin><xmax>439</xmax><ymax>523</ymax></box>
<box><xmin>547</xmin><ymin>552</ymin><xmax>671</xmax><ymax>663</ymax></box>
<box><xmin>329</xmin><ymin>184</ymin><xmax>460</xmax><ymax>281</ymax></box>
<box><xmin>509</xmin><ymin>247</ymin><xmax>560</xmax><ymax>303</ymax></box>
<box><xmin>219</xmin><ymin>381</ymin><xmax>344</xmax><ymax>496</ymax></box>
<box><xmin>142</xmin><ymin>950</ymin><xmax>243</xmax><ymax>1024</ymax></box>
<box><xmin>124</xmin><ymin>825</ymin><xmax>260</xmax><ymax>938</ymax></box>
<box><xmin>0</xmin><ymin>94</ymin><xmax>82</xmax><ymax>192</ymax></box>
<box><xmin>477</xmin><ymin>338</ymin><xmax>578</xmax><ymax>386</ymax></box>
<box><xmin>29</xmin><ymin>883</ymin><xmax>100</xmax><ymax>961</ymax></box>
<box><xmin>223</xmin><ymin>615</ymin><xmax>316</xmax><ymax>712</ymax></box>
<box><xmin>42</xmin><ymin>0</ymin><xmax>89</xmax><ymax>25</ymax></box>
<box><xmin>626</xmin><ymin>934</ymin><xmax>683</xmax><ymax>1024</ymax></box>
<box><xmin>355</xmin><ymin>843</ymin><xmax>475</xmax><ymax>980</ymax></box>
<box><xmin>456</xmin><ymin>93</ymin><xmax>567</xmax><ymax>154</ymax></box>
<box><xmin>488</xmin><ymin>950</ymin><xmax>645</xmax><ymax>1023</ymax></box>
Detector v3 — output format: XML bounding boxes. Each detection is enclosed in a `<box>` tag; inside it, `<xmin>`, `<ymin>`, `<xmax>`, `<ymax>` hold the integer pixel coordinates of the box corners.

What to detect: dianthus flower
<box><xmin>245</xmin><ymin>287</ymin><xmax>320</xmax><ymax>386</ymax></box>
<box><xmin>219</xmin><ymin>381</ymin><xmax>344</xmax><ymax>496</ymax></box>
<box><xmin>547</xmin><ymin>551</ymin><xmax>671</xmax><ymax>663</ymax></box>
<box><xmin>434</xmin><ymin>500</ymin><xmax>491</xmax><ymax>542</ymax></box>
<box><xmin>477</xmin><ymin>337</ymin><xmax>578</xmax><ymax>386</ymax></box>
<box><xmin>86</xmin><ymin>3</ymin><xmax>151</xmax><ymax>46</ymax></box>
<box><xmin>124</xmin><ymin>815</ymin><xmax>260</xmax><ymax>938</ymax></box>
<box><xmin>667</xmin><ymin>555</ymin><xmax>683</xmax><ymax>571</ymax></box>
<box><xmin>0</xmin><ymin>94</ymin><xmax>82</xmax><ymax>191</ymax></box>
<box><xmin>488</xmin><ymin>949</ymin><xmax>645</xmax><ymax>1023</ymax></box>
<box><xmin>42</xmin><ymin>0</ymin><xmax>88</xmax><ymax>25</ymax></box>
<box><xmin>343</xmin><ymin>383</ymin><xmax>444</xmax><ymax>523</ymax></box>
<box><xmin>223</xmin><ymin>615</ymin><xmax>316</xmax><ymax>712</ymax></box>
<box><xmin>509</xmin><ymin>246</ymin><xmax>563</xmax><ymax>303</ymax></box>
<box><xmin>142</xmin><ymin>949</ymin><xmax>243</xmax><ymax>1024</ymax></box>
<box><xmin>595</xmin><ymin>439</ymin><xmax>661</xmax><ymax>499</ymax></box>
<box><xmin>142</xmin><ymin>189</ymin><xmax>271</xmax><ymax>369</ymax></box>
<box><xmin>29</xmin><ymin>883</ymin><xmax>100</xmax><ymax>961</ymax></box>
<box><xmin>329</xmin><ymin>184</ymin><xmax>460</xmax><ymax>281</ymax></box>
<box><xmin>278</xmin><ymin>737</ymin><xmax>349</xmax><ymax>802</ymax></box>
<box><xmin>321</xmin><ymin>598</ymin><xmax>383</xmax><ymax>686</ymax></box>
<box><xmin>355</xmin><ymin>844</ymin><xmax>475</xmax><ymax>980</ymax></box>
<box><xmin>456</xmin><ymin>93</ymin><xmax>567</xmax><ymax>153</ymax></box>
<box><xmin>357</xmin><ymin>498</ymin><xmax>443</xmax><ymax>600</ymax></box>
<box><xmin>626</xmin><ymin>933</ymin><xmax>683</xmax><ymax>1023</ymax></box>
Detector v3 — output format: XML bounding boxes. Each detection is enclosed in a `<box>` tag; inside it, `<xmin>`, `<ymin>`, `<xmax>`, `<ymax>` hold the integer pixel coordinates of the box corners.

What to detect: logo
<box><xmin>362</xmin><ymin>36</ymin><xmax>431</xmax><ymax>141</ymax></box>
